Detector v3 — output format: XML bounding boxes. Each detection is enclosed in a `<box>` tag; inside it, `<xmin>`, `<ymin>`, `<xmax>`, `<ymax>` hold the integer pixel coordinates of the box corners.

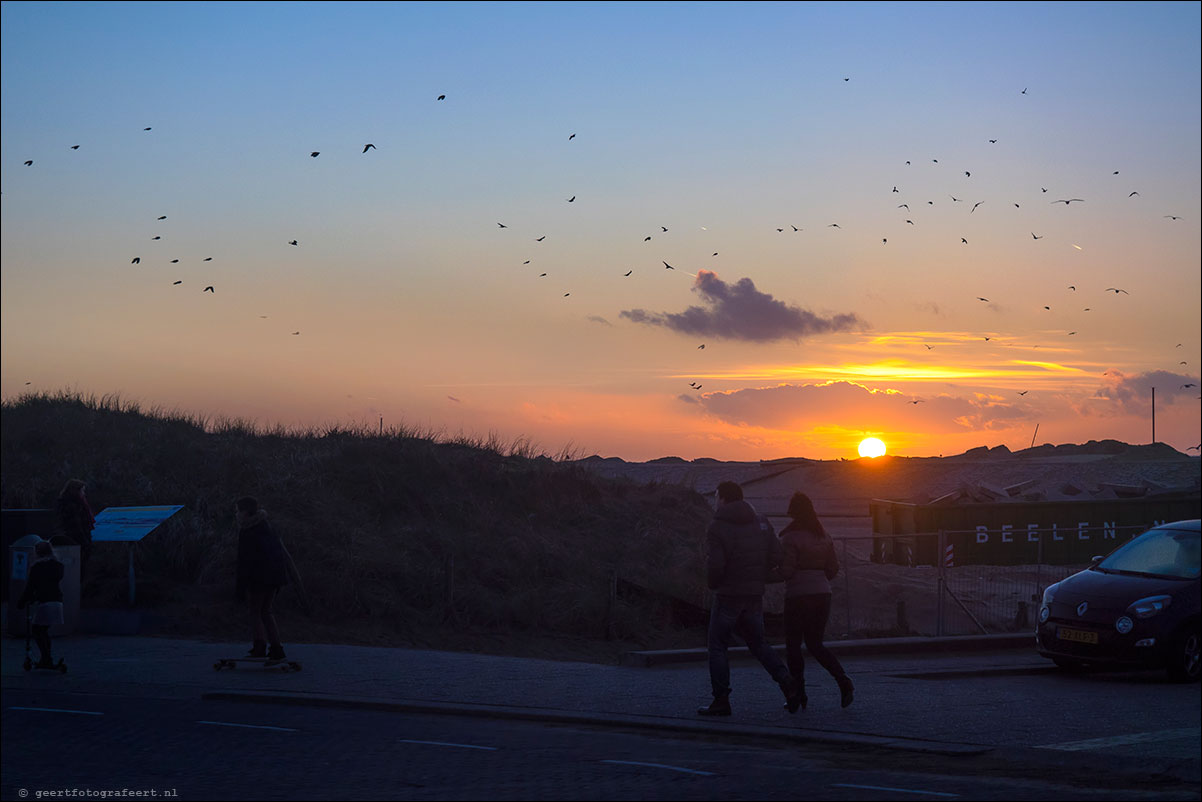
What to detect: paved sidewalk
<box><xmin>3</xmin><ymin>631</ymin><xmax>1199</xmax><ymax>786</ymax></box>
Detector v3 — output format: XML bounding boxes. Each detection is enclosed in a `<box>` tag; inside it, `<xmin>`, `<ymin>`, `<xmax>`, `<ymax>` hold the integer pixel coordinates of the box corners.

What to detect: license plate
<box><xmin>1058</xmin><ymin>627</ymin><xmax>1099</xmax><ymax>644</ymax></box>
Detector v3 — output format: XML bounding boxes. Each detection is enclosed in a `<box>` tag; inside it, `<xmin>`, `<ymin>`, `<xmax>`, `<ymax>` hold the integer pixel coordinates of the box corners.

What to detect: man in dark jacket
<box><xmin>699</xmin><ymin>481</ymin><xmax>804</xmax><ymax>716</ymax></box>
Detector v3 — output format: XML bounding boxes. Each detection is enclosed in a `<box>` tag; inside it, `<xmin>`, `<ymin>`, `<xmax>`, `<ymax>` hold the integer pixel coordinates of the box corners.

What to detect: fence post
<box><xmin>936</xmin><ymin>530</ymin><xmax>945</xmax><ymax>637</ymax></box>
<box><xmin>605</xmin><ymin>569</ymin><xmax>617</xmax><ymax>641</ymax></box>
<box><xmin>443</xmin><ymin>554</ymin><xmax>455</xmax><ymax>623</ymax></box>
<box><xmin>842</xmin><ymin>538</ymin><xmax>851</xmax><ymax>638</ymax></box>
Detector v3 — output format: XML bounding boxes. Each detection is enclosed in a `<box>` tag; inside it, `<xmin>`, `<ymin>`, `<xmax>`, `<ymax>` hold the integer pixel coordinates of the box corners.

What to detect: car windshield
<box><xmin>1097</xmin><ymin>527</ymin><xmax>1201</xmax><ymax>580</ymax></box>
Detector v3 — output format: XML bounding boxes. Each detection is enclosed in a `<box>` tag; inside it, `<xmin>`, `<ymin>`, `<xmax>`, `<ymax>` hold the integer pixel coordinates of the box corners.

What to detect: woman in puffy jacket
<box><xmin>779</xmin><ymin>491</ymin><xmax>854</xmax><ymax>709</ymax></box>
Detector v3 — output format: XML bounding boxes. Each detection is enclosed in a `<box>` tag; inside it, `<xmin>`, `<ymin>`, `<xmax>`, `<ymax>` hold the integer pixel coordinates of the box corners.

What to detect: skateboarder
<box><xmin>18</xmin><ymin>540</ymin><xmax>65</xmax><ymax>668</ymax></box>
<box><xmin>234</xmin><ymin>496</ymin><xmax>291</xmax><ymax>661</ymax></box>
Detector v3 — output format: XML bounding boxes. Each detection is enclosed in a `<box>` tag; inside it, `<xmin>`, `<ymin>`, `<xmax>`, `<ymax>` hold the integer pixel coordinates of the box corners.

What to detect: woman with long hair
<box><xmin>779</xmin><ymin>491</ymin><xmax>854</xmax><ymax>709</ymax></box>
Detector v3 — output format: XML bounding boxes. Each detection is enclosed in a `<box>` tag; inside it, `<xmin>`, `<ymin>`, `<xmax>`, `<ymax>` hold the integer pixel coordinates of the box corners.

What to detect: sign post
<box><xmin>92</xmin><ymin>506</ymin><xmax>184</xmax><ymax>604</ymax></box>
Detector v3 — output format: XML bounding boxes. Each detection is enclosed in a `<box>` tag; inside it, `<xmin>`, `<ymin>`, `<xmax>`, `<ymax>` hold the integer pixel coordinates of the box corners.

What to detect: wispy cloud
<box><xmin>687</xmin><ymin>381</ymin><xmax>1033</xmax><ymax>433</ymax></box>
<box><xmin>620</xmin><ymin>270</ymin><xmax>863</xmax><ymax>343</ymax></box>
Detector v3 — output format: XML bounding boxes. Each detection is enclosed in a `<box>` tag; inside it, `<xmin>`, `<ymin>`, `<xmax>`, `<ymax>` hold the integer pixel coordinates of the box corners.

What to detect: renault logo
<box><xmin>1077</xmin><ymin>601</ymin><xmax>1089</xmax><ymax>617</ymax></box>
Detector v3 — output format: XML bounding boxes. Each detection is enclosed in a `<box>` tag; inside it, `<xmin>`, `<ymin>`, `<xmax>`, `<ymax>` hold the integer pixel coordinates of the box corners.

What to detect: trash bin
<box><xmin>8</xmin><ymin>534</ymin><xmax>80</xmax><ymax>638</ymax></box>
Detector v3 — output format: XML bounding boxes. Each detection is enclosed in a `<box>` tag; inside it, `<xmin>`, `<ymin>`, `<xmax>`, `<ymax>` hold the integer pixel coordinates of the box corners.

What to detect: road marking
<box><xmin>398</xmin><ymin>739</ymin><xmax>497</xmax><ymax>751</ymax></box>
<box><xmin>197</xmin><ymin>720</ymin><xmax>298</xmax><ymax>732</ymax></box>
<box><xmin>9</xmin><ymin>706</ymin><xmax>103</xmax><ymax>716</ymax></box>
<box><xmin>832</xmin><ymin>783</ymin><xmax>958</xmax><ymax>798</ymax></box>
<box><xmin>601</xmin><ymin>760</ymin><xmax>715</xmax><ymax>777</ymax></box>
<box><xmin>1036</xmin><ymin>728</ymin><xmax>1199</xmax><ymax>751</ymax></box>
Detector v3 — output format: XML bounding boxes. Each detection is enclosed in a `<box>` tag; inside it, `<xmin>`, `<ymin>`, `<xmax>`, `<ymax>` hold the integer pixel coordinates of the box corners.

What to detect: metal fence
<box><xmin>767</xmin><ymin>524</ymin><xmax>1155</xmax><ymax>639</ymax></box>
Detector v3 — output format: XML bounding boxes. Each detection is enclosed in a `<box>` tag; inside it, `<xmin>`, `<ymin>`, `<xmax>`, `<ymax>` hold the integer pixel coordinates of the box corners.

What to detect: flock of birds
<box><xmin>11</xmin><ymin>84</ymin><xmax>1199</xmax><ymax>442</ymax></box>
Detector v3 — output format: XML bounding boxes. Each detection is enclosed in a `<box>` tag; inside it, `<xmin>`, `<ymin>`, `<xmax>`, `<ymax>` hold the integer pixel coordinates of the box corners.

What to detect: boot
<box><xmin>696</xmin><ymin>695</ymin><xmax>731</xmax><ymax>716</ymax></box>
<box><xmin>267</xmin><ymin>643</ymin><xmax>287</xmax><ymax>661</ymax></box>
<box><xmin>247</xmin><ymin>640</ymin><xmax>267</xmax><ymax>658</ymax></box>
<box><xmin>837</xmin><ymin>675</ymin><xmax>855</xmax><ymax>708</ymax></box>
<box><xmin>782</xmin><ymin>679</ymin><xmax>807</xmax><ymax>712</ymax></box>
<box><xmin>779</xmin><ymin>676</ymin><xmax>807</xmax><ymax>714</ymax></box>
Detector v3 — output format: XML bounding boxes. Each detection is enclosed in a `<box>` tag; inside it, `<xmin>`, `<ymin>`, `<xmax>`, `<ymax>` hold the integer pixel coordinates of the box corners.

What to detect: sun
<box><xmin>858</xmin><ymin>437</ymin><xmax>887</xmax><ymax>458</ymax></box>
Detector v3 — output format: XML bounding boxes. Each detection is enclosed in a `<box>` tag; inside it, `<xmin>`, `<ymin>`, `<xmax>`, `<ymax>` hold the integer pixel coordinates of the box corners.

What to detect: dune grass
<box><xmin>1</xmin><ymin>391</ymin><xmax>712</xmax><ymax>658</ymax></box>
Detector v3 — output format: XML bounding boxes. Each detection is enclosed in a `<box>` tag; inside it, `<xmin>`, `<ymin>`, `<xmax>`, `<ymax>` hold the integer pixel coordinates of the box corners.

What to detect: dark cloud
<box><xmin>620</xmin><ymin>270</ymin><xmax>864</xmax><ymax>342</ymax></box>
<box><xmin>1097</xmin><ymin>370</ymin><xmax>1200</xmax><ymax>413</ymax></box>
<box><xmin>587</xmin><ymin>315</ymin><xmax>613</xmax><ymax>327</ymax></box>
<box><xmin>688</xmin><ymin>381</ymin><xmax>1032</xmax><ymax>433</ymax></box>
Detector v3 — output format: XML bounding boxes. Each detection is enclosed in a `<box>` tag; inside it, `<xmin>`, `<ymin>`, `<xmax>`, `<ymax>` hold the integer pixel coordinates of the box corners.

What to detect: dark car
<box><xmin>1036</xmin><ymin>519</ymin><xmax>1200</xmax><ymax>682</ymax></box>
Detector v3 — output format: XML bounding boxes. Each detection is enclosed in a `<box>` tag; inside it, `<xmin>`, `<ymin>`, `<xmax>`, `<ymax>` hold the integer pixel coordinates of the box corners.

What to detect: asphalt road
<box><xmin>2</xmin><ymin>687</ymin><xmax>1198</xmax><ymax>801</ymax></box>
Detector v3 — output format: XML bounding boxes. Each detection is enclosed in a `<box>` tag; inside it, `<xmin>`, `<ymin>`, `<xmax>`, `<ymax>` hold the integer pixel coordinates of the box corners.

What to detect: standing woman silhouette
<box><xmin>779</xmin><ymin>492</ymin><xmax>854</xmax><ymax>709</ymax></box>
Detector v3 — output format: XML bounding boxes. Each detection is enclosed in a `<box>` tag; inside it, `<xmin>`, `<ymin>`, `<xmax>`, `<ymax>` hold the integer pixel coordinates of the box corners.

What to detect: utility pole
<box><xmin>1030</xmin><ymin>423</ymin><xmax>1039</xmax><ymax>450</ymax></box>
<box><xmin>1151</xmin><ymin>387</ymin><xmax>1156</xmax><ymax>444</ymax></box>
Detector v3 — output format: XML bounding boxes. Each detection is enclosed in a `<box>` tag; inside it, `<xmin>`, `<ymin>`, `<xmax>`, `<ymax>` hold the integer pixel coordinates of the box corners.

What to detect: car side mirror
<box><xmin>1090</xmin><ymin>555</ymin><xmax>1104</xmax><ymax>563</ymax></box>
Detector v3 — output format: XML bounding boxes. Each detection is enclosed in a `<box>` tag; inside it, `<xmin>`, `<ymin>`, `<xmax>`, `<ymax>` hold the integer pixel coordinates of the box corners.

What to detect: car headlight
<box><xmin>1128</xmin><ymin>595</ymin><xmax>1172</xmax><ymax>619</ymax></box>
<box><xmin>1039</xmin><ymin>605</ymin><xmax>1051</xmax><ymax>623</ymax></box>
<box><xmin>1115</xmin><ymin>616</ymin><xmax>1134</xmax><ymax>634</ymax></box>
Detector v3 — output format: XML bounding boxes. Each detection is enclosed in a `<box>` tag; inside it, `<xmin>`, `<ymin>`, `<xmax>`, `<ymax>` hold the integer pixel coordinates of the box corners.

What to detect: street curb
<box><xmin>201</xmin><ymin>689</ymin><xmax>991</xmax><ymax>756</ymax></box>
<box><xmin>623</xmin><ymin>633</ymin><xmax>1034</xmax><ymax>667</ymax></box>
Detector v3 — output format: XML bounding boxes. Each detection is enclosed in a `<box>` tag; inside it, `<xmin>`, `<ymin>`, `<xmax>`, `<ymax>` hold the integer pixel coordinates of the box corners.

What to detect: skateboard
<box><xmin>23</xmin><ymin>657</ymin><xmax>67</xmax><ymax>673</ymax></box>
<box><xmin>213</xmin><ymin>656</ymin><xmax>302</xmax><ymax>672</ymax></box>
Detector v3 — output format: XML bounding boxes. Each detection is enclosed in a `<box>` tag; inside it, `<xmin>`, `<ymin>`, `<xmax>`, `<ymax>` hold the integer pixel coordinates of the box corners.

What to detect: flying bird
<box><xmin>828</xmin><ymin>223</ymin><xmax>841</xmax><ymax>228</ymax></box>
<box><xmin>1021</xmin><ymin>88</ymin><xmax>1027</xmax><ymax>94</ymax></box>
<box><xmin>536</xmin><ymin>236</ymin><xmax>545</xmax><ymax>241</ymax></box>
<box><xmin>881</xmin><ymin>238</ymin><xmax>887</xmax><ymax>244</ymax></box>
<box><xmin>1018</xmin><ymin>391</ymin><xmax>1029</xmax><ymax>396</ymax></box>
<box><xmin>713</xmin><ymin>252</ymin><xmax>719</xmax><ymax>256</ymax></box>
<box><xmin>131</xmin><ymin>258</ymin><xmax>140</xmax><ymax>264</ymax></box>
<box><xmin>645</xmin><ymin>236</ymin><xmax>652</xmax><ymax>241</ymax></box>
<box><xmin>1052</xmin><ymin>199</ymin><xmax>1084</xmax><ymax>205</ymax></box>
<box><xmin>539</xmin><ymin>273</ymin><xmax>547</xmax><ymax>277</ymax></box>
<box><xmin>566</xmin><ymin>196</ymin><xmax>575</xmax><ymax>202</ymax></box>
<box><xmin>624</xmin><ymin>270</ymin><xmax>633</xmax><ymax>276</ymax></box>
<box><xmin>909</xmin><ymin>399</ymin><xmax>925</xmax><ymax>404</ymax></box>
<box><xmin>964</xmin><ymin>171</ymin><xmax>971</xmax><ymax>178</ymax></box>
<box><xmin>172</xmin><ymin>280</ymin><xmax>182</xmax><ymax>285</ymax></box>
<box><xmin>777</xmin><ymin>228</ymin><xmax>784</xmax><ymax>232</ymax></box>
<box><xmin>292</xmin><ymin>331</ymin><xmax>301</xmax><ymax>335</ymax></box>
<box><xmin>24</xmin><ymin>160</ymin><xmax>33</xmax><ymax>166</ymax></box>
<box><xmin>893</xmin><ymin>186</ymin><xmax>899</xmax><ymax>193</ymax></box>
<box><xmin>563</xmin><ymin>293</ymin><xmax>570</xmax><ymax>297</ymax></box>
<box><xmin>310</xmin><ymin>152</ymin><xmax>320</xmax><ymax>158</ymax></box>
<box><xmin>1129</xmin><ymin>191</ymin><xmax>1139</xmax><ymax>197</ymax></box>
<box><xmin>661</xmin><ymin>226</ymin><xmax>668</xmax><ymax>232</ymax></box>
<box><xmin>70</xmin><ymin>145</ymin><xmax>80</xmax><ymax>150</ymax></box>
<box><xmin>203</xmin><ymin>286</ymin><xmax>214</xmax><ymax>293</ymax></box>
<box><xmin>924</xmin><ymin>344</ymin><xmax>933</xmax><ymax>350</ymax></box>
<box><xmin>363</xmin><ymin>144</ymin><xmax>376</xmax><ymax>153</ymax></box>
<box><xmin>523</xmin><ymin>260</ymin><xmax>530</xmax><ymax>264</ymax></box>
<box><xmin>152</xmin><ymin>236</ymin><xmax>161</xmax><ymax>240</ymax></box>
<box><xmin>289</xmin><ymin>240</ymin><xmax>298</xmax><ymax>246</ymax></box>
<box><xmin>1183</xmin><ymin>384</ymin><xmax>1197</xmax><ymax>389</ymax></box>
<box><xmin>694</xmin><ymin>384</ymin><xmax>702</xmax><ymax>390</ymax></box>
<box><xmin>898</xmin><ymin>204</ymin><xmax>909</xmax><ymax>210</ymax></box>
<box><xmin>1105</xmin><ymin>287</ymin><xmax>1129</xmax><ymax>294</ymax></box>
<box><xmin>1068</xmin><ymin>331</ymin><xmax>1077</xmax><ymax>335</ymax></box>
<box><xmin>497</xmin><ymin>223</ymin><xmax>507</xmax><ymax>228</ymax></box>
<box><xmin>663</xmin><ymin>261</ymin><xmax>674</xmax><ymax>270</ymax></box>
<box><xmin>568</xmin><ymin>133</ymin><xmax>575</xmax><ymax>140</ymax></box>
<box><xmin>170</xmin><ymin>259</ymin><xmax>179</xmax><ymax>263</ymax></box>
<box><xmin>698</xmin><ymin>344</ymin><xmax>706</xmax><ymax>349</ymax></box>
<box><xmin>437</xmin><ymin>94</ymin><xmax>445</xmax><ymax>100</ymax></box>
<box><xmin>1112</xmin><ymin>171</ymin><xmax>1119</xmax><ymax>175</ymax></box>
<box><xmin>203</xmin><ymin>257</ymin><xmax>212</xmax><ymax>261</ymax></box>
<box><xmin>906</xmin><ymin>220</ymin><xmax>914</xmax><ymax>225</ymax></box>
<box><xmin>1031</xmin><ymin>233</ymin><xmax>1043</xmax><ymax>240</ymax></box>
<box><xmin>791</xmin><ymin>225</ymin><xmax>800</xmax><ymax>232</ymax></box>
<box><xmin>988</xmin><ymin>139</ymin><xmax>997</xmax><ymax>144</ymax></box>
<box><xmin>977</xmin><ymin>297</ymin><xmax>990</xmax><ymax>302</ymax></box>
<box><xmin>157</xmin><ymin>215</ymin><xmax>167</xmax><ymax>220</ymax></box>
<box><xmin>1041</xmin><ymin>188</ymin><xmax>1048</xmax><ymax>193</ymax></box>
<box><xmin>971</xmin><ymin>201</ymin><xmax>983</xmax><ymax>213</ymax></box>
<box><xmin>1068</xmin><ymin>285</ymin><xmax>1076</xmax><ymax>290</ymax></box>
<box><xmin>950</xmin><ymin>195</ymin><xmax>961</xmax><ymax>202</ymax></box>
<box><xmin>1165</xmin><ymin>215</ymin><xmax>1182</xmax><ymax>220</ymax></box>
<box><xmin>962</xmin><ymin>238</ymin><xmax>968</xmax><ymax>244</ymax></box>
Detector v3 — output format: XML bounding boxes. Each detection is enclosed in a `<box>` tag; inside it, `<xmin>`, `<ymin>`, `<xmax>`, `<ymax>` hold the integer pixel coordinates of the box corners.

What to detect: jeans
<box><xmin>784</xmin><ymin>593</ymin><xmax>846</xmax><ymax>685</ymax></box>
<box><xmin>707</xmin><ymin>594</ymin><xmax>790</xmax><ymax>698</ymax></box>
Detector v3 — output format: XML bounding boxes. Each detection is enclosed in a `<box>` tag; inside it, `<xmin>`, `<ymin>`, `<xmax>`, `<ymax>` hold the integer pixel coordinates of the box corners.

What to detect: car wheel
<box><xmin>1166</xmin><ymin>626</ymin><xmax>1201</xmax><ymax>683</ymax></box>
<box><xmin>1051</xmin><ymin>656</ymin><xmax>1087</xmax><ymax>672</ymax></box>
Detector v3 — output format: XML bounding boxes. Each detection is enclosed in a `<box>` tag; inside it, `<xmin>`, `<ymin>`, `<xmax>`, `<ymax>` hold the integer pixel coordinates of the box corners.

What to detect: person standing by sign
<box><xmin>18</xmin><ymin>540</ymin><xmax>65</xmax><ymax>668</ymax></box>
<box><xmin>779</xmin><ymin>491</ymin><xmax>854</xmax><ymax>709</ymax></box>
<box><xmin>234</xmin><ymin>496</ymin><xmax>292</xmax><ymax>660</ymax></box>
<box><xmin>56</xmin><ymin>479</ymin><xmax>95</xmax><ymax>580</ymax></box>
<box><xmin>698</xmin><ymin>480</ymin><xmax>805</xmax><ymax>716</ymax></box>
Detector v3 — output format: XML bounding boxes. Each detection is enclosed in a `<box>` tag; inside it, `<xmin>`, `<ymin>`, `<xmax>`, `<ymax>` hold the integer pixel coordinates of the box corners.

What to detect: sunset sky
<box><xmin>2</xmin><ymin>1</ymin><xmax>1199</xmax><ymax>461</ymax></box>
